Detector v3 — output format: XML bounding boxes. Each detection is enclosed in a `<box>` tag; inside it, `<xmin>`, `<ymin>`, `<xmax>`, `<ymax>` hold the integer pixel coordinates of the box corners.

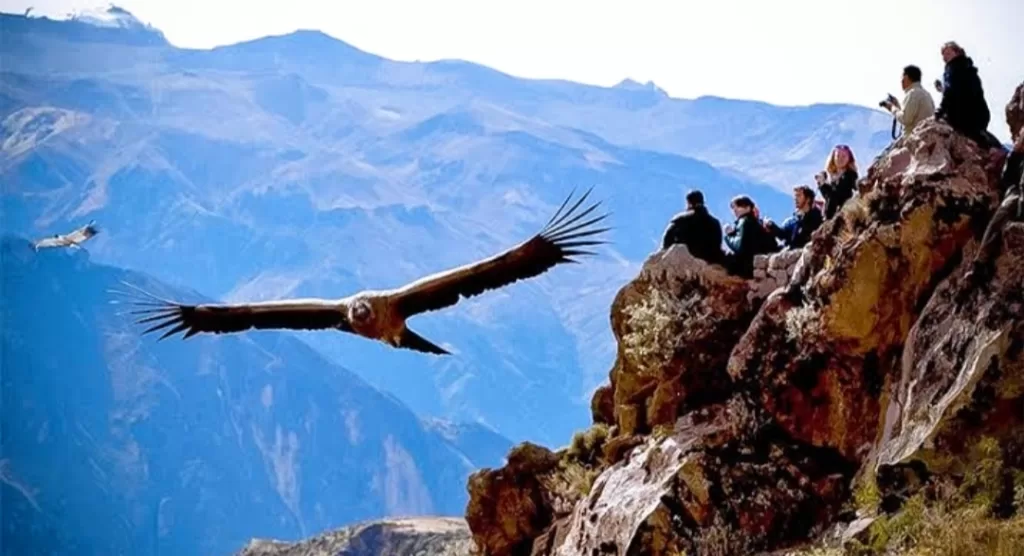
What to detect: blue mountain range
<box><xmin>1</xmin><ymin>6</ymin><xmax>895</xmax><ymax>554</ymax></box>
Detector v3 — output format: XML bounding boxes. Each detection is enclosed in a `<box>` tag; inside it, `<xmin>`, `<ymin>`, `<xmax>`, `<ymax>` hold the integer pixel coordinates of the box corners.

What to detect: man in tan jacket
<box><xmin>883</xmin><ymin>65</ymin><xmax>936</xmax><ymax>136</ymax></box>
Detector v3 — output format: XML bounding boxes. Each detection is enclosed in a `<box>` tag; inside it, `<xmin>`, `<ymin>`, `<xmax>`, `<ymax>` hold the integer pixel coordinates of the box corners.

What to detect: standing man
<box><xmin>661</xmin><ymin>189</ymin><xmax>723</xmax><ymax>265</ymax></box>
<box><xmin>882</xmin><ymin>65</ymin><xmax>935</xmax><ymax>136</ymax></box>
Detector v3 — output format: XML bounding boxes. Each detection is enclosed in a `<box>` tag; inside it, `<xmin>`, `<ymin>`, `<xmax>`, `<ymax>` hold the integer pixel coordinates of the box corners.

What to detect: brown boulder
<box><xmin>590</xmin><ymin>384</ymin><xmax>614</xmax><ymax>426</ymax></box>
<box><xmin>609</xmin><ymin>245</ymin><xmax>755</xmax><ymax>437</ymax></box>
<box><xmin>1007</xmin><ymin>81</ymin><xmax>1024</xmax><ymax>142</ymax></box>
<box><xmin>551</xmin><ymin>399</ymin><xmax>854</xmax><ymax>555</ymax></box>
<box><xmin>465</xmin><ymin>443</ymin><xmax>560</xmax><ymax>556</ymax></box>
<box><xmin>727</xmin><ymin>119</ymin><xmax>1001</xmax><ymax>462</ymax></box>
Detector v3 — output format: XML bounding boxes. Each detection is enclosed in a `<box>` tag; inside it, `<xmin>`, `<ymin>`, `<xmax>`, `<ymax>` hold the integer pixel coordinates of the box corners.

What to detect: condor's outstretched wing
<box><xmin>33</xmin><ymin>235</ymin><xmax>70</xmax><ymax>249</ymax></box>
<box><xmin>391</xmin><ymin>187</ymin><xmax>610</xmax><ymax>318</ymax></box>
<box><xmin>66</xmin><ymin>221</ymin><xmax>99</xmax><ymax>243</ymax></box>
<box><xmin>32</xmin><ymin>221</ymin><xmax>99</xmax><ymax>250</ymax></box>
<box><xmin>111</xmin><ymin>282</ymin><xmax>351</xmax><ymax>340</ymax></box>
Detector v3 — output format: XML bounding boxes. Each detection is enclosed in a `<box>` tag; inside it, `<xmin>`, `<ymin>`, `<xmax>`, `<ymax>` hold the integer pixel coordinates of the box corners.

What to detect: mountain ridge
<box><xmin>0</xmin><ymin>234</ymin><xmax>511</xmax><ymax>556</ymax></box>
<box><xmin>1</xmin><ymin>6</ymin><xmax>890</xmax><ymax>447</ymax></box>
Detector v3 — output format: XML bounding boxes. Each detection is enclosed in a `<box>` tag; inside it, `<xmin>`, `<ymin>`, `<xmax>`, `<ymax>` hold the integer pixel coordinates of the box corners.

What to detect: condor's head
<box><xmin>348</xmin><ymin>300</ymin><xmax>373</xmax><ymax>326</ymax></box>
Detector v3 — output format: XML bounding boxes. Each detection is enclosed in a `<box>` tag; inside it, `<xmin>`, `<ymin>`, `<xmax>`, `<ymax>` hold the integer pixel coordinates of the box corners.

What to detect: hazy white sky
<box><xmin>4</xmin><ymin>0</ymin><xmax>1022</xmax><ymax>141</ymax></box>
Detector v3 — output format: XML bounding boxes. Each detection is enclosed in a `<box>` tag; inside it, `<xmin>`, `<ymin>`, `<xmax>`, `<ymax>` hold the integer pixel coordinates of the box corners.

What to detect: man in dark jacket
<box><xmin>661</xmin><ymin>190</ymin><xmax>723</xmax><ymax>265</ymax></box>
<box><xmin>765</xmin><ymin>185</ymin><xmax>824</xmax><ymax>250</ymax></box>
<box><xmin>934</xmin><ymin>41</ymin><xmax>992</xmax><ymax>144</ymax></box>
<box><xmin>723</xmin><ymin>195</ymin><xmax>776</xmax><ymax>278</ymax></box>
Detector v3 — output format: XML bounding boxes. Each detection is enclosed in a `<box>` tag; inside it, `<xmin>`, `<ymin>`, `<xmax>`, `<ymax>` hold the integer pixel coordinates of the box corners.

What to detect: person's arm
<box><xmin>816</xmin><ymin>172</ymin><xmax>833</xmax><ymax>200</ymax></box>
<box><xmin>837</xmin><ymin>170</ymin><xmax>857</xmax><ymax>199</ymax></box>
<box><xmin>818</xmin><ymin>181</ymin><xmax>834</xmax><ymax>200</ymax></box>
<box><xmin>936</xmin><ymin>67</ymin><xmax>958</xmax><ymax>119</ymax></box>
<box><xmin>769</xmin><ymin>216</ymin><xmax>796</xmax><ymax>241</ymax></box>
<box><xmin>807</xmin><ymin>209</ymin><xmax>824</xmax><ymax>232</ymax></box>
<box><xmin>724</xmin><ymin>220</ymin><xmax>744</xmax><ymax>253</ymax></box>
<box><xmin>661</xmin><ymin>218</ymin><xmax>680</xmax><ymax>250</ymax></box>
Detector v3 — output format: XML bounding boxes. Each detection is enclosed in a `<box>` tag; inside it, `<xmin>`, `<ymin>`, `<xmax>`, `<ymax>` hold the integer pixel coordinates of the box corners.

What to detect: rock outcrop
<box><xmin>605</xmin><ymin>246</ymin><xmax>757</xmax><ymax>439</ymax></box>
<box><xmin>235</xmin><ymin>517</ymin><xmax>473</xmax><ymax>556</ymax></box>
<box><xmin>466</xmin><ymin>86</ymin><xmax>1024</xmax><ymax>555</ymax></box>
<box><xmin>1008</xmin><ymin>82</ymin><xmax>1024</xmax><ymax>140</ymax></box>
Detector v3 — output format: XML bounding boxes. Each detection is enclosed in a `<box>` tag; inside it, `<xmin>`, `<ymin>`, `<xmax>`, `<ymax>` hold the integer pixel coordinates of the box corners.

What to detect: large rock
<box><xmin>465</xmin><ymin>443</ymin><xmax>560</xmax><ymax>556</ymax></box>
<box><xmin>727</xmin><ymin>119</ymin><xmax>1002</xmax><ymax>462</ymax></box>
<box><xmin>876</xmin><ymin>223</ymin><xmax>1024</xmax><ymax>472</ymax></box>
<box><xmin>607</xmin><ymin>245</ymin><xmax>756</xmax><ymax>438</ymax></box>
<box><xmin>552</xmin><ymin>399</ymin><xmax>853</xmax><ymax>555</ymax></box>
<box><xmin>465</xmin><ymin>90</ymin><xmax>1024</xmax><ymax>555</ymax></box>
<box><xmin>1007</xmin><ymin>81</ymin><xmax>1024</xmax><ymax>141</ymax></box>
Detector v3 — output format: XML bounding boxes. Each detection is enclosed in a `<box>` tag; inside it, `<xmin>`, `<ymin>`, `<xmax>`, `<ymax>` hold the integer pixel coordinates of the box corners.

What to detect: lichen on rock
<box><xmin>609</xmin><ymin>245</ymin><xmax>756</xmax><ymax>438</ymax></box>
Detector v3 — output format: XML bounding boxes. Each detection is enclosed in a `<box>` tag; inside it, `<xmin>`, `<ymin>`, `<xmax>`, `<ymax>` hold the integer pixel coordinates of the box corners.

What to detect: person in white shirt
<box><xmin>882</xmin><ymin>65</ymin><xmax>936</xmax><ymax>136</ymax></box>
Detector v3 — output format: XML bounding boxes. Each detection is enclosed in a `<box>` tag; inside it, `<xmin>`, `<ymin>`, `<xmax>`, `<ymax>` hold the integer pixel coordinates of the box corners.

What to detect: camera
<box><xmin>878</xmin><ymin>93</ymin><xmax>897</xmax><ymax>108</ymax></box>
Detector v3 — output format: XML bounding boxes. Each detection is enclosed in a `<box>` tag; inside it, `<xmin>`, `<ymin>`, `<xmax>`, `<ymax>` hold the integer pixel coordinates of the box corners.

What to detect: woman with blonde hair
<box><xmin>815</xmin><ymin>144</ymin><xmax>859</xmax><ymax>220</ymax></box>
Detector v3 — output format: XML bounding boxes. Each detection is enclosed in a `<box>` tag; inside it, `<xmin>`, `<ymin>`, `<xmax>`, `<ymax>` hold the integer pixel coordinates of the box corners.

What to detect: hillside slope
<box><xmin>0</xmin><ymin>237</ymin><xmax>508</xmax><ymax>556</ymax></box>
<box><xmin>236</xmin><ymin>517</ymin><xmax>473</xmax><ymax>556</ymax></box>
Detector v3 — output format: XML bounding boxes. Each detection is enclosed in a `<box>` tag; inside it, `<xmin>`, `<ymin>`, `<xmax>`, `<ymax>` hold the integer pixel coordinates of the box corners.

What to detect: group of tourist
<box><xmin>661</xmin><ymin>40</ymin><xmax>1018</xmax><ymax>283</ymax></box>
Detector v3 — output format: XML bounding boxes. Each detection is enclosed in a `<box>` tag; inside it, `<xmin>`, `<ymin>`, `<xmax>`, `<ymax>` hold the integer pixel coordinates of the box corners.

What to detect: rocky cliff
<box><xmin>236</xmin><ymin>517</ymin><xmax>473</xmax><ymax>556</ymax></box>
<box><xmin>466</xmin><ymin>85</ymin><xmax>1024</xmax><ymax>555</ymax></box>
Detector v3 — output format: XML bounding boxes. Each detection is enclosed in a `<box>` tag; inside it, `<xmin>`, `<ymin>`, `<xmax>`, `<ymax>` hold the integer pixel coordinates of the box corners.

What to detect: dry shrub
<box><xmin>566</xmin><ymin>424</ymin><xmax>610</xmax><ymax>466</ymax></box>
<box><xmin>620</xmin><ymin>278</ymin><xmax>708</xmax><ymax>376</ymax></box>
<box><xmin>844</xmin><ymin>437</ymin><xmax>1024</xmax><ymax>555</ymax></box>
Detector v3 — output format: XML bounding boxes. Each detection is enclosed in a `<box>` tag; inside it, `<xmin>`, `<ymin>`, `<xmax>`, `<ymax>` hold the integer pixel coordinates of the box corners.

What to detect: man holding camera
<box><xmin>881</xmin><ymin>65</ymin><xmax>935</xmax><ymax>137</ymax></box>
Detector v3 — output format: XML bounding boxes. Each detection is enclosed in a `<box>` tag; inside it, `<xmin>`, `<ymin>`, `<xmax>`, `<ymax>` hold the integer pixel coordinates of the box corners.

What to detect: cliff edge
<box><xmin>466</xmin><ymin>84</ymin><xmax>1024</xmax><ymax>555</ymax></box>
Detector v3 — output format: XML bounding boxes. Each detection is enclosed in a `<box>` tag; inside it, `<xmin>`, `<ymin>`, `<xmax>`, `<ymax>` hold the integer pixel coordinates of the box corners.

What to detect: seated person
<box><xmin>723</xmin><ymin>195</ymin><xmax>777</xmax><ymax>278</ymax></box>
<box><xmin>661</xmin><ymin>189</ymin><xmax>723</xmax><ymax>265</ymax></box>
<box><xmin>817</xmin><ymin>145</ymin><xmax>859</xmax><ymax>220</ymax></box>
<box><xmin>765</xmin><ymin>185</ymin><xmax>824</xmax><ymax>250</ymax></box>
<box><xmin>934</xmin><ymin>41</ymin><xmax>995</xmax><ymax>147</ymax></box>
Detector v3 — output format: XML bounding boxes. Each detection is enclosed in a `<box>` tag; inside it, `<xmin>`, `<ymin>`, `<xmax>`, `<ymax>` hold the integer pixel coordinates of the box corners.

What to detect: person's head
<box><xmin>901</xmin><ymin>65</ymin><xmax>922</xmax><ymax>90</ymax></box>
<box><xmin>941</xmin><ymin>41</ymin><xmax>964</xmax><ymax>63</ymax></box>
<box><xmin>685</xmin><ymin>189</ymin><xmax>705</xmax><ymax>209</ymax></box>
<box><xmin>793</xmin><ymin>185</ymin><xmax>815</xmax><ymax>211</ymax></box>
<box><xmin>826</xmin><ymin>144</ymin><xmax>857</xmax><ymax>175</ymax></box>
<box><xmin>730</xmin><ymin>195</ymin><xmax>755</xmax><ymax>218</ymax></box>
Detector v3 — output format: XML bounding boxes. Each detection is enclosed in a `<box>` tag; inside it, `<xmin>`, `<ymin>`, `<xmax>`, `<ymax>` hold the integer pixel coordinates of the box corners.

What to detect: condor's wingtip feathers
<box><xmin>107</xmin><ymin>280</ymin><xmax>197</xmax><ymax>340</ymax></box>
<box><xmin>536</xmin><ymin>190</ymin><xmax>611</xmax><ymax>262</ymax></box>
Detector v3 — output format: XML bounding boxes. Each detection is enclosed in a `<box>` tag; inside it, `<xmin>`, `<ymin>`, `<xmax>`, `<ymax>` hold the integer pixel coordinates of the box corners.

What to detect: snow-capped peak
<box><xmin>613</xmin><ymin>78</ymin><xmax>668</xmax><ymax>97</ymax></box>
<box><xmin>68</xmin><ymin>4</ymin><xmax>148</xmax><ymax>31</ymax></box>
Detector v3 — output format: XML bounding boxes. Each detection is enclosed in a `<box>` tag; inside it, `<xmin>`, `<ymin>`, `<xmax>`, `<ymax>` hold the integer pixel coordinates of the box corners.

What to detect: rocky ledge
<box><xmin>466</xmin><ymin>84</ymin><xmax>1024</xmax><ymax>556</ymax></box>
<box><xmin>235</xmin><ymin>517</ymin><xmax>473</xmax><ymax>556</ymax></box>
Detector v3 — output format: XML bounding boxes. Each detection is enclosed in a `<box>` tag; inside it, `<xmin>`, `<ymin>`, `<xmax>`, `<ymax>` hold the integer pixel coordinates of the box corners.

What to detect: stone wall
<box><xmin>749</xmin><ymin>248</ymin><xmax>804</xmax><ymax>301</ymax></box>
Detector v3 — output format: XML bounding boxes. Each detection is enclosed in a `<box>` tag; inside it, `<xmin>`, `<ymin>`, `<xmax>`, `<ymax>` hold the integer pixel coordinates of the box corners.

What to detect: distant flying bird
<box><xmin>114</xmin><ymin>188</ymin><xmax>610</xmax><ymax>355</ymax></box>
<box><xmin>33</xmin><ymin>221</ymin><xmax>99</xmax><ymax>251</ymax></box>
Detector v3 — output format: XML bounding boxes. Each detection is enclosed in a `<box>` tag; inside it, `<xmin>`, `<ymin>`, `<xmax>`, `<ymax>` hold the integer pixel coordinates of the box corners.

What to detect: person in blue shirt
<box><xmin>764</xmin><ymin>185</ymin><xmax>824</xmax><ymax>250</ymax></box>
